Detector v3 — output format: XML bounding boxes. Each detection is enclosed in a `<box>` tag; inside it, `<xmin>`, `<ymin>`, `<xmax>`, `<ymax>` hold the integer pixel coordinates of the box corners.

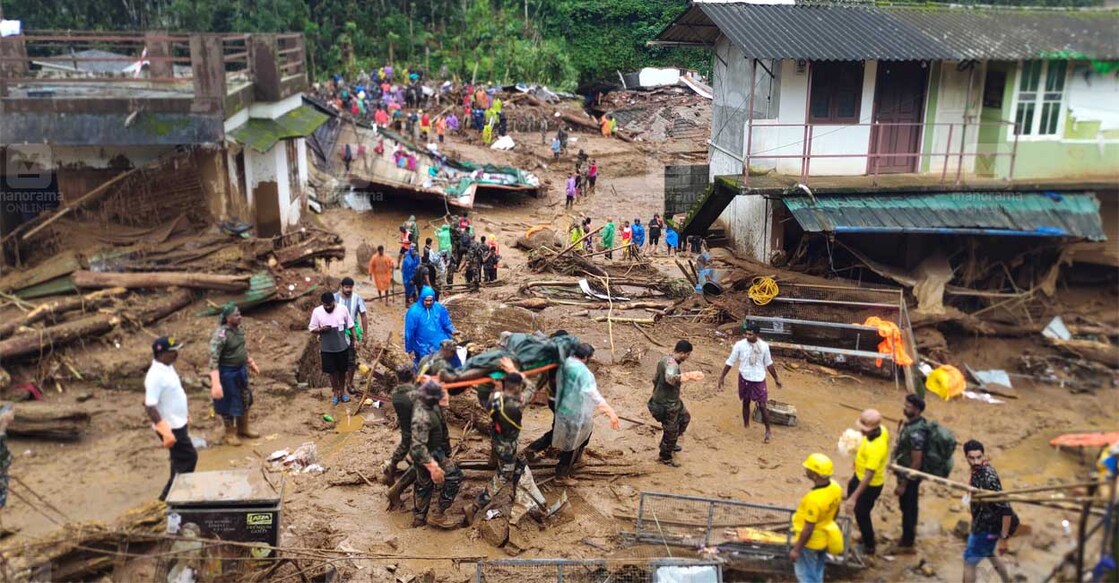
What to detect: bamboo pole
<box><xmin>551</xmin><ymin>225</ymin><xmax>604</xmax><ymax>260</ymax></box>
<box><xmin>973</xmin><ymin>480</ymin><xmax>1105</xmax><ymax>499</ymax></box>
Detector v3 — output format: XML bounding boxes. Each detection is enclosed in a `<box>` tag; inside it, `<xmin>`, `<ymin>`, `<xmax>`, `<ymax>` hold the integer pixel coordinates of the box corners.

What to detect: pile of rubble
<box><xmin>597</xmin><ymin>88</ymin><xmax>711</xmax><ymax>143</ymax></box>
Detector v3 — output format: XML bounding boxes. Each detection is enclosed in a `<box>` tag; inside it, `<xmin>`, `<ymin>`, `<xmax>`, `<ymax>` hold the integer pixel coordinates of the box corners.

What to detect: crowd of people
<box><xmin>138</xmin><ymin>279</ymin><xmax>1034</xmax><ymax>583</ymax></box>
<box><xmin>315</xmin><ymin>66</ymin><xmax>523</xmax><ymax>148</ymax></box>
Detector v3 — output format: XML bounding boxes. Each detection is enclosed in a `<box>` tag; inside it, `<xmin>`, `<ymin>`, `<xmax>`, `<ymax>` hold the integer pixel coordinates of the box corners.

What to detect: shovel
<box><xmin>337</xmin><ymin>332</ymin><xmax>391</xmax><ymax>433</ymax></box>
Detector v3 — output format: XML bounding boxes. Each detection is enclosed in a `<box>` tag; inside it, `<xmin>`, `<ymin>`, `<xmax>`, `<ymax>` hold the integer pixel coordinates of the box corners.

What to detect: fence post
<box><xmin>556</xmin><ymin>564</ymin><xmax>564</xmax><ymax>583</ymax></box>
<box><xmin>704</xmin><ymin>501</ymin><xmax>715</xmax><ymax>547</ymax></box>
<box><xmin>475</xmin><ymin>561</ymin><xmax>482</xmax><ymax>582</ymax></box>
<box><xmin>636</xmin><ymin>494</ymin><xmax>646</xmax><ymax>537</ymax></box>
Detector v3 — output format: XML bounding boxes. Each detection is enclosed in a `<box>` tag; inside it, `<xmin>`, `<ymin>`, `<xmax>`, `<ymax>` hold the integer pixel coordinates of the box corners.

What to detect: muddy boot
<box><xmin>428</xmin><ymin>505</ymin><xmax>461</xmax><ymax>529</ymax></box>
<box><xmin>223</xmin><ymin>418</ymin><xmax>241</xmax><ymax>447</ymax></box>
<box><xmin>411</xmin><ymin>514</ymin><xmax>427</xmax><ymax>528</ymax></box>
<box><xmin>237</xmin><ymin>414</ymin><xmax>261</xmax><ymax>439</ymax></box>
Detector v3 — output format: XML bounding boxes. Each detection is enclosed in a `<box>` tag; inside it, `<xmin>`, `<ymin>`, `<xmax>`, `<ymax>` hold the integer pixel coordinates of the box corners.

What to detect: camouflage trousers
<box><xmin>648</xmin><ymin>400</ymin><xmax>690</xmax><ymax>460</ymax></box>
<box><xmin>413</xmin><ymin>451</ymin><xmax>464</xmax><ymax>521</ymax></box>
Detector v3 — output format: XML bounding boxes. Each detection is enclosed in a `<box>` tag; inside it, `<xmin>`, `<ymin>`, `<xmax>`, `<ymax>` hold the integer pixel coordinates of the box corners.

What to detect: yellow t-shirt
<box><xmin>854</xmin><ymin>427</ymin><xmax>890</xmax><ymax>487</ymax></box>
<box><xmin>792</xmin><ymin>479</ymin><xmax>843</xmax><ymax>551</ymax></box>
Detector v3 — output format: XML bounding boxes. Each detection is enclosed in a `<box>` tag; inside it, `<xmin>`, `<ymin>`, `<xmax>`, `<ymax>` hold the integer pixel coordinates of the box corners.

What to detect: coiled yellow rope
<box><xmin>748</xmin><ymin>276</ymin><xmax>779</xmax><ymax>306</ymax></box>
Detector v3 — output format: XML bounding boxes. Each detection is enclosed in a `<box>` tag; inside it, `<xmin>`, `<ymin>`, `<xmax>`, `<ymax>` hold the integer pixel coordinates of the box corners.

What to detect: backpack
<box><xmin>921</xmin><ymin>420</ymin><xmax>957</xmax><ymax>478</ymax></box>
<box><xmin>896</xmin><ymin>418</ymin><xmax>957</xmax><ymax>478</ymax></box>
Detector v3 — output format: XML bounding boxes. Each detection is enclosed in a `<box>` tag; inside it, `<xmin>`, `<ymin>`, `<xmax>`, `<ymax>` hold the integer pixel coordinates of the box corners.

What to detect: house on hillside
<box><xmin>1</xmin><ymin>31</ymin><xmax>323</xmax><ymax>269</ymax></box>
<box><xmin>654</xmin><ymin>1</ymin><xmax>1119</xmax><ymax>281</ymax></box>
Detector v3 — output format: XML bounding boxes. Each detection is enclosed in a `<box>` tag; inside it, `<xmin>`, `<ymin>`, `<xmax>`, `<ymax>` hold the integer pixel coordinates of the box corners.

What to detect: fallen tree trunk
<box><xmin>0</xmin><ymin>313</ymin><xmax>120</xmax><ymax>360</ymax></box>
<box><xmin>0</xmin><ymin>289</ymin><xmax>193</xmax><ymax>360</ymax></box>
<box><xmin>8</xmin><ymin>403</ymin><xmax>92</xmax><ymax>440</ymax></box>
<box><xmin>0</xmin><ymin>500</ymin><xmax>165</xmax><ymax>582</ymax></box>
<box><xmin>0</xmin><ymin>287</ymin><xmax>128</xmax><ymax>339</ymax></box>
<box><xmin>73</xmin><ymin>270</ymin><xmax>249</xmax><ymax>292</ymax></box>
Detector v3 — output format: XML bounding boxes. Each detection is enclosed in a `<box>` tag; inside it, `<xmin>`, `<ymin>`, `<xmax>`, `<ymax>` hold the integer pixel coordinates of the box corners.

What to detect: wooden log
<box><xmin>0</xmin><ymin>313</ymin><xmax>121</xmax><ymax>361</ymax></box>
<box><xmin>73</xmin><ymin>271</ymin><xmax>249</xmax><ymax>292</ymax></box>
<box><xmin>8</xmin><ymin>403</ymin><xmax>92</xmax><ymax>441</ymax></box>
<box><xmin>0</xmin><ymin>501</ymin><xmax>166</xmax><ymax>581</ymax></box>
<box><xmin>592</xmin><ymin>316</ymin><xmax>655</xmax><ymax>324</ymax></box>
<box><xmin>0</xmin><ymin>288</ymin><xmax>192</xmax><ymax>360</ymax></box>
<box><xmin>0</xmin><ymin>287</ymin><xmax>128</xmax><ymax>339</ymax></box>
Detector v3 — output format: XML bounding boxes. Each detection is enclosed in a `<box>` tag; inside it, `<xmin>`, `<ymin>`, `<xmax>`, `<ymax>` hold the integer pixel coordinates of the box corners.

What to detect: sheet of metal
<box><xmin>783</xmin><ymin>192</ymin><xmax>1106</xmax><ymax>240</ymax></box>
<box><xmin>655</xmin><ymin>3</ymin><xmax>1119</xmax><ymax>61</ymax></box>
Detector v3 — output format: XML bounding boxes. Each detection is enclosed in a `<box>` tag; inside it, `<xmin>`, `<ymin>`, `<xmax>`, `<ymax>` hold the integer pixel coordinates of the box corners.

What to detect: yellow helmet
<box><xmin>803</xmin><ymin>453</ymin><xmax>834</xmax><ymax>477</ymax></box>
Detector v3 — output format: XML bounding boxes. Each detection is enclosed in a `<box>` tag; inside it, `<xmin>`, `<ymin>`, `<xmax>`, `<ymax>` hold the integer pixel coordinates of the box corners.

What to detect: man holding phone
<box><xmin>144</xmin><ymin>336</ymin><xmax>196</xmax><ymax>501</ymax></box>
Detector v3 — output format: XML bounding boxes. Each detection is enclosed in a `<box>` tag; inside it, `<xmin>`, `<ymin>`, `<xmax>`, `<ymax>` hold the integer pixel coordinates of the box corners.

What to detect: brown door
<box><xmin>870</xmin><ymin>61</ymin><xmax>928</xmax><ymax>174</ymax></box>
<box><xmin>254</xmin><ymin>181</ymin><xmax>282</xmax><ymax>238</ymax></box>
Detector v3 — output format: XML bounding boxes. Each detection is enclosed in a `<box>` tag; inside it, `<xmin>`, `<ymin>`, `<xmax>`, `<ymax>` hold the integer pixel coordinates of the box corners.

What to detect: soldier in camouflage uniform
<box><xmin>470</xmin><ymin>372</ymin><xmax>531</xmax><ymax>523</ymax></box>
<box><xmin>410</xmin><ymin>380</ymin><xmax>464</xmax><ymax>528</ymax></box>
<box><xmin>383</xmin><ymin>366</ymin><xmax>417</xmax><ymax>485</ymax></box>
<box><xmin>465</xmin><ymin>239</ymin><xmax>484</xmax><ymax>291</ymax></box>
<box><xmin>648</xmin><ymin>340</ymin><xmax>702</xmax><ymax>467</ymax></box>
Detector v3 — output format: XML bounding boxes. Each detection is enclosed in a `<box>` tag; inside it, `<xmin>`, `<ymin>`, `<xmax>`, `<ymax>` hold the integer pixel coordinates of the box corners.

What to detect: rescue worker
<box><xmin>475</xmin><ymin>372</ymin><xmax>529</xmax><ymax>517</ymax></box>
<box><xmin>844</xmin><ymin>408</ymin><xmax>889</xmax><ymax>556</ymax></box>
<box><xmin>648</xmin><ymin>340</ymin><xmax>703</xmax><ymax>467</ymax></box>
<box><xmin>404</xmin><ymin>286</ymin><xmax>456</xmax><ymax>368</ymax></box>
<box><xmin>790</xmin><ymin>453</ymin><xmax>843</xmax><ymax>583</ymax></box>
<box><xmin>208</xmin><ymin>305</ymin><xmax>261</xmax><ymax>446</ymax></box>
<box><xmin>464</xmin><ymin>238</ymin><xmax>484</xmax><ymax>291</ymax></box>
<box><xmin>410</xmin><ymin>380</ymin><xmax>464</xmax><ymax>528</ymax></box>
<box><xmin>383</xmin><ymin>366</ymin><xmax>417</xmax><ymax>485</ymax></box>
<box><xmin>482</xmin><ymin>237</ymin><xmax>499</xmax><ymax>282</ymax></box>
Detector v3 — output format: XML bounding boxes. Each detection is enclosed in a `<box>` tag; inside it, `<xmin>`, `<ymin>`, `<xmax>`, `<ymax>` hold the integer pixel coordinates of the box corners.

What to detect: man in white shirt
<box><xmin>717</xmin><ymin>321</ymin><xmax>783</xmax><ymax>443</ymax></box>
<box><xmin>144</xmin><ymin>336</ymin><xmax>197</xmax><ymax>500</ymax></box>
<box><xmin>336</xmin><ymin>277</ymin><xmax>369</xmax><ymax>394</ymax></box>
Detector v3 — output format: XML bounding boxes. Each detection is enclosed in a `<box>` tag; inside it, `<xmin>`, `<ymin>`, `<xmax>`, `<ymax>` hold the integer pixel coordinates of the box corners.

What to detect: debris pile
<box><xmin>596</xmin><ymin>89</ymin><xmax>711</xmax><ymax>143</ymax></box>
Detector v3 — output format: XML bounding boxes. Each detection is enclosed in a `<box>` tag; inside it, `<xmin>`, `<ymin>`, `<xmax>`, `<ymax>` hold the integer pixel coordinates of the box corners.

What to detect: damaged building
<box><xmin>655</xmin><ymin>1</ymin><xmax>1119</xmax><ymax>313</ymax></box>
<box><xmin>0</xmin><ymin>30</ymin><xmax>325</xmax><ymax>268</ymax></box>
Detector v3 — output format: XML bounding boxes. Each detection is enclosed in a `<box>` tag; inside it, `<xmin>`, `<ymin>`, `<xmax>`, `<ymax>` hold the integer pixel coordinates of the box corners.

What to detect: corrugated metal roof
<box><xmin>783</xmin><ymin>192</ymin><xmax>1107</xmax><ymax>240</ymax></box>
<box><xmin>655</xmin><ymin>3</ymin><xmax>1119</xmax><ymax>60</ymax></box>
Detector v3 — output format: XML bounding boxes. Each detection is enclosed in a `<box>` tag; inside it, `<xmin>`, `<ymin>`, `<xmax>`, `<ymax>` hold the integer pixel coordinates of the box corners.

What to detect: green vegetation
<box><xmin>6</xmin><ymin>0</ymin><xmax>707</xmax><ymax>90</ymax></box>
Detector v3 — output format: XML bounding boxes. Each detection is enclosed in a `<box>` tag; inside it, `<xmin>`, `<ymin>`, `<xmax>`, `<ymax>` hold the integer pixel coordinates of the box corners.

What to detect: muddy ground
<box><xmin>3</xmin><ymin>129</ymin><xmax>1116</xmax><ymax>582</ymax></box>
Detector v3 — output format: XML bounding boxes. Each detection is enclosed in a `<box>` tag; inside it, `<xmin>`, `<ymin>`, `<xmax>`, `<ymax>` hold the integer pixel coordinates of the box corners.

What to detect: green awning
<box><xmin>229</xmin><ymin>105</ymin><xmax>329</xmax><ymax>153</ymax></box>
<box><xmin>783</xmin><ymin>192</ymin><xmax>1106</xmax><ymax>240</ymax></box>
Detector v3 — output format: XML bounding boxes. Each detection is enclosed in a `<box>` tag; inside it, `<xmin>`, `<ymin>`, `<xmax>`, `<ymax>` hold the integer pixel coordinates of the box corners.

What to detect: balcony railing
<box><xmin>0</xmin><ymin>31</ymin><xmax>307</xmax><ymax>105</ymax></box>
<box><xmin>742</xmin><ymin>119</ymin><xmax>1020</xmax><ymax>188</ymax></box>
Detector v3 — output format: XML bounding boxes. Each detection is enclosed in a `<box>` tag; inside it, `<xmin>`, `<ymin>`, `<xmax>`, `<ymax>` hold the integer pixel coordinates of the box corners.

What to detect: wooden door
<box><xmin>870</xmin><ymin>62</ymin><xmax>928</xmax><ymax>174</ymax></box>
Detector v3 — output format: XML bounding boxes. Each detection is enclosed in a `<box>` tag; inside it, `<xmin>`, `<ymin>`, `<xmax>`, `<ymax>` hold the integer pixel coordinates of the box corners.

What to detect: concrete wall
<box><xmin>664</xmin><ymin>164</ymin><xmax>710</xmax><ymax>217</ymax></box>
<box><xmin>749</xmin><ymin>60</ymin><xmax>878</xmax><ymax>176</ymax></box>
<box><xmin>977</xmin><ymin>61</ymin><xmax>1119</xmax><ymax>181</ymax></box>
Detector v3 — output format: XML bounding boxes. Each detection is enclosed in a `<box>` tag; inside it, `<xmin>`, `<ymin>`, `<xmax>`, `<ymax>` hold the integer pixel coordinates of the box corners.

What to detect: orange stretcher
<box><xmin>425</xmin><ymin>363</ymin><xmax>560</xmax><ymax>390</ymax></box>
<box><xmin>1050</xmin><ymin>432</ymin><xmax>1119</xmax><ymax>449</ymax></box>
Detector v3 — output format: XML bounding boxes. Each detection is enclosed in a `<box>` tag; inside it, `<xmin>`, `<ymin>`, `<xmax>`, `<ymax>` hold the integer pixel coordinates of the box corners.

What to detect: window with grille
<box><xmin>1014</xmin><ymin>60</ymin><xmax>1067</xmax><ymax>136</ymax></box>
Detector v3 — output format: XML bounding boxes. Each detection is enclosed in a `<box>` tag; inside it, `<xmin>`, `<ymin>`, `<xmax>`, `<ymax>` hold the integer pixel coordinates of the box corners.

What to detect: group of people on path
<box><xmin>572</xmin><ymin>212</ymin><xmax>702</xmax><ymax>260</ymax></box>
<box><xmin>366</xmin><ymin>213</ymin><xmax>502</xmax><ymax>307</ymax></box>
<box><xmin>643</xmin><ymin>321</ymin><xmax>1018</xmax><ymax>582</ymax></box>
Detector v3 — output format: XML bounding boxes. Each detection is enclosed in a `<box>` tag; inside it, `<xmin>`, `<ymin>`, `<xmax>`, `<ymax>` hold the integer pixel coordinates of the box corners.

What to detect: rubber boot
<box><xmin>382</xmin><ymin>460</ymin><xmax>400</xmax><ymax>486</ymax></box>
<box><xmin>223</xmin><ymin>417</ymin><xmax>241</xmax><ymax>447</ymax></box>
<box><xmin>237</xmin><ymin>413</ymin><xmax>261</xmax><ymax>439</ymax></box>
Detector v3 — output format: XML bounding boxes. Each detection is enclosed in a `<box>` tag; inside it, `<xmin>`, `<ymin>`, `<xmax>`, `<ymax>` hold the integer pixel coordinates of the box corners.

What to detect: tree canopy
<box><xmin>4</xmin><ymin>0</ymin><xmax>707</xmax><ymax>90</ymax></box>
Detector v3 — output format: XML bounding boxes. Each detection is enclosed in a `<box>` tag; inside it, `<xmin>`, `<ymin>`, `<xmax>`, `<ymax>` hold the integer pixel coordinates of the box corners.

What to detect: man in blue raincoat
<box><xmin>404</xmin><ymin>286</ymin><xmax>456</xmax><ymax>367</ymax></box>
<box><xmin>631</xmin><ymin>219</ymin><xmax>646</xmax><ymax>253</ymax></box>
<box><xmin>402</xmin><ymin>247</ymin><xmax>420</xmax><ymax>305</ymax></box>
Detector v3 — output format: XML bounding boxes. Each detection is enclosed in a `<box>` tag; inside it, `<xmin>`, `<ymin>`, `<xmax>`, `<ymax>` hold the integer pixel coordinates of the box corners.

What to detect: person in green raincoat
<box><xmin>569</xmin><ymin>221</ymin><xmax>585</xmax><ymax>246</ymax></box>
<box><xmin>404</xmin><ymin>216</ymin><xmax>420</xmax><ymax>249</ymax></box>
<box><xmin>482</xmin><ymin>121</ymin><xmax>495</xmax><ymax>146</ymax></box>
<box><xmin>436</xmin><ymin>223</ymin><xmax>452</xmax><ymax>253</ymax></box>
<box><xmin>601</xmin><ymin>217</ymin><xmax>617</xmax><ymax>260</ymax></box>
<box><xmin>551</xmin><ymin>343</ymin><xmax>620</xmax><ymax>485</ymax></box>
